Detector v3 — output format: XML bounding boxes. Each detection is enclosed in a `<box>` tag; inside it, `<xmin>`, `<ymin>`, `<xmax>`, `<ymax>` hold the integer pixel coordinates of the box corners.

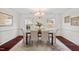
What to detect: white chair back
<box><xmin>20</xmin><ymin>28</ymin><xmax>26</xmax><ymax>46</ymax></box>
<box><xmin>53</xmin><ymin>28</ymin><xmax>59</xmax><ymax>45</ymax></box>
<box><xmin>41</xmin><ymin>31</ymin><xmax>48</xmax><ymax>43</ymax></box>
<box><xmin>31</xmin><ymin>31</ymin><xmax>38</xmax><ymax>42</ymax></box>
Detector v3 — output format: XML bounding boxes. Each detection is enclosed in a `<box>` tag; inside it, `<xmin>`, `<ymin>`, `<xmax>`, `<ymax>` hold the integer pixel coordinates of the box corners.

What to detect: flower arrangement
<box><xmin>36</xmin><ymin>22</ymin><xmax>42</xmax><ymax>28</ymax></box>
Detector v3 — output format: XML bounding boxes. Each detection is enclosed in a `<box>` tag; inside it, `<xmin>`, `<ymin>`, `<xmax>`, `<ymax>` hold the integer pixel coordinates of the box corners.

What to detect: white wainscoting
<box><xmin>61</xmin><ymin>28</ymin><xmax>79</xmax><ymax>46</ymax></box>
<box><xmin>56</xmin><ymin>38</ymin><xmax>71</xmax><ymax>51</ymax></box>
<box><xmin>0</xmin><ymin>29</ymin><xmax>19</xmax><ymax>45</ymax></box>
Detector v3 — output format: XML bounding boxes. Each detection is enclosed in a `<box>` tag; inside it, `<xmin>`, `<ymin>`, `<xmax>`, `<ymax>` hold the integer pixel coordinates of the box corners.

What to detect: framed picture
<box><xmin>64</xmin><ymin>16</ymin><xmax>70</xmax><ymax>23</ymax></box>
<box><xmin>0</xmin><ymin>12</ymin><xmax>13</xmax><ymax>26</ymax></box>
<box><xmin>71</xmin><ymin>16</ymin><xmax>79</xmax><ymax>26</ymax></box>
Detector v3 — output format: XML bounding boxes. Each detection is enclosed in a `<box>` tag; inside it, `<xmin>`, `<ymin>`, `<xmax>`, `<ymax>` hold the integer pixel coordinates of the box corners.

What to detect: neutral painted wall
<box><xmin>54</xmin><ymin>13</ymin><xmax>63</xmax><ymax>35</ymax></box>
<box><xmin>0</xmin><ymin>8</ymin><xmax>20</xmax><ymax>45</ymax></box>
<box><xmin>61</xmin><ymin>9</ymin><xmax>79</xmax><ymax>46</ymax></box>
<box><xmin>18</xmin><ymin>13</ymin><xmax>63</xmax><ymax>36</ymax></box>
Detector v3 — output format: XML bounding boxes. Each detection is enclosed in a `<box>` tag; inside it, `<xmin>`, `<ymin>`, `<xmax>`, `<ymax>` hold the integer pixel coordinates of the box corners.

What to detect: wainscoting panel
<box><xmin>0</xmin><ymin>29</ymin><xmax>19</xmax><ymax>45</ymax></box>
<box><xmin>62</xmin><ymin>29</ymin><xmax>79</xmax><ymax>46</ymax></box>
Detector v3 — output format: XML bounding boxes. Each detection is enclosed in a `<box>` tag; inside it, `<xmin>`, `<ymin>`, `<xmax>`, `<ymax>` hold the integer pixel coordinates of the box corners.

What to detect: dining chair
<box><xmin>41</xmin><ymin>31</ymin><xmax>48</xmax><ymax>44</ymax></box>
<box><xmin>20</xmin><ymin>28</ymin><xmax>26</xmax><ymax>46</ymax></box>
<box><xmin>31</xmin><ymin>31</ymin><xmax>38</xmax><ymax>44</ymax></box>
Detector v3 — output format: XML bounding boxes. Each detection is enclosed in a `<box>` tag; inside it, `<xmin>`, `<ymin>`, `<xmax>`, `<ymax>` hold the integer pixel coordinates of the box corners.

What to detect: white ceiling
<box><xmin>11</xmin><ymin>8</ymin><xmax>70</xmax><ymax>15</ymax></box>
<box><xmin>10</xmin><ymin>8</ymin><xmax>72</xmax><ymax>25</ymax></box>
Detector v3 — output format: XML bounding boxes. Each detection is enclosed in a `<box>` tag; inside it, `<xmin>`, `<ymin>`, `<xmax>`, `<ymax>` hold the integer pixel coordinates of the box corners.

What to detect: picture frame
<box><xmin>0</xmin><ymin>12</ymin><xmax>13</xmax><ymax>26</ymax></box>
<box><xmin>64</xmin><ymin>16</ymin><xmax>70</xmax><ymax>23</ymax></box>
<box><xmin>71</xmin><ymin>16</ymin><xmax>79</xmax><ymax>26</ymax></box>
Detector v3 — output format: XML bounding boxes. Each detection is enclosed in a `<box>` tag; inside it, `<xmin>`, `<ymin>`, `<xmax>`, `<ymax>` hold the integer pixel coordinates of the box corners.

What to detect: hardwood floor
<box><xmin>10</xmin><ymin>40</ymin><xmax>60</xmax><ymax>51</ymax></box>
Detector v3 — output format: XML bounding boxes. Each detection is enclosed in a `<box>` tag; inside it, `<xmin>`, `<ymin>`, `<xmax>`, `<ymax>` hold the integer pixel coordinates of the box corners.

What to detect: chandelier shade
<box><xmin>34</xmin><ymin>8</ymin><xmax>45</xmax><ymax>17</ymax></box>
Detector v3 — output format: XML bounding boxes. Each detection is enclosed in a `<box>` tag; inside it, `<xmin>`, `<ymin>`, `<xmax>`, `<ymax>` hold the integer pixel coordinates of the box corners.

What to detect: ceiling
<box><xmin>11</xmin><ymin>8</ymin><xmax>70</xmax><ymax>15</ymax></box>
<box><xmin>10</xmin><ymin>8</ymin><xmax>72</xmax><ymax>25</ymax></box>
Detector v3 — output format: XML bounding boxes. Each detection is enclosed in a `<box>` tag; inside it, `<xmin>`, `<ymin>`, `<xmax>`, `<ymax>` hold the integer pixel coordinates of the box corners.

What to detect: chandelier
<box><xmin>34</xmin><ymin>8</ymin><xmax>45</xmax><ymax>18</ymax></box>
